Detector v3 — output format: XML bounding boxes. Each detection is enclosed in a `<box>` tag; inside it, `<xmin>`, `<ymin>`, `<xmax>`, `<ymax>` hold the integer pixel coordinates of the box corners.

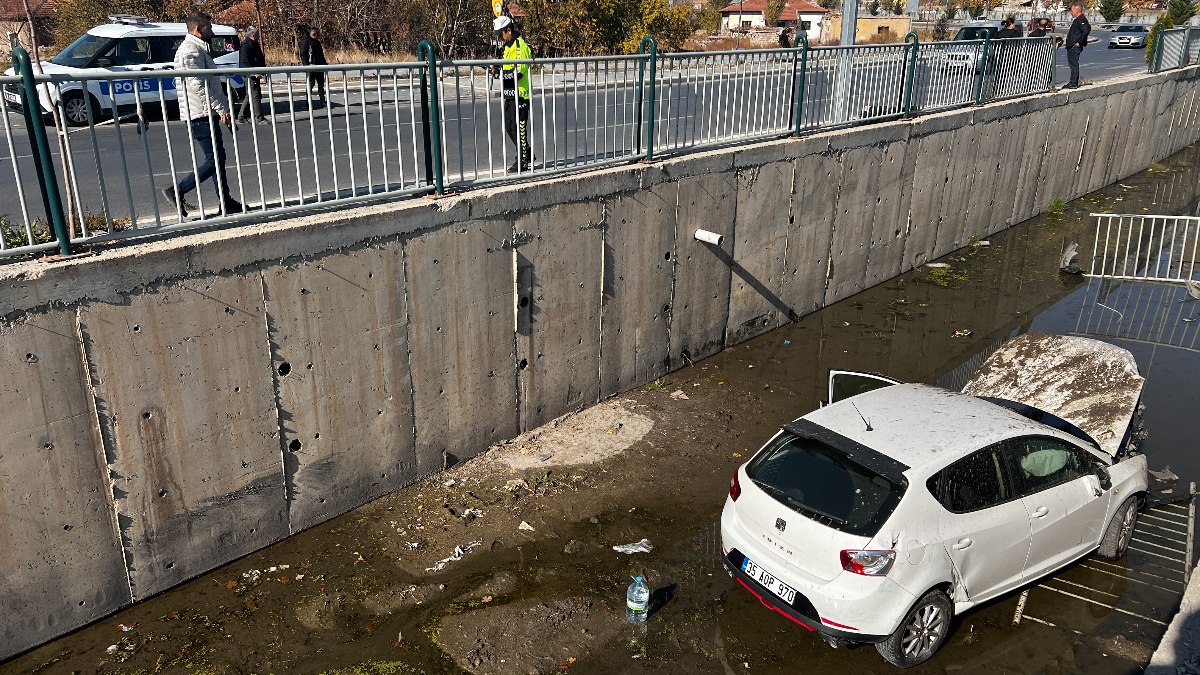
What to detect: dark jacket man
<box><xmin>299</xmin><ymin>28</ymin><xmax>328</xmax><ymax>103</ymax></box>
<box><xmin>1064</xmin><ymin>4</ymin><xmax>1090</xmax><ymax>88</ymax></box>
<box><xmin>237</xmin><ymin>26</ymin><xmax>266</xmax><ymax>121</ymax></box>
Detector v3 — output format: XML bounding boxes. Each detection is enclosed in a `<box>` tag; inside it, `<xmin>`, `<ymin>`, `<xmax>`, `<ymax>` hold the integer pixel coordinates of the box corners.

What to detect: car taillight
<box><xmin>729</xmin><ymin>470</ymin><xmax>742</xmax><ymax>501</ymax></box>
<box><xmin>840</xmin><ymin>550</ymin><xmax>896</xmax><ymax>576</ymax></box>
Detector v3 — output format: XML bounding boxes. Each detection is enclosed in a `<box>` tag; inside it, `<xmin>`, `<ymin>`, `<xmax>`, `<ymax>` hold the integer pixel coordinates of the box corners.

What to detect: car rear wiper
<box><xmin>750</xmin><ymin>478</ymin><xmax>847</xmax><ymax>525</ymax></box>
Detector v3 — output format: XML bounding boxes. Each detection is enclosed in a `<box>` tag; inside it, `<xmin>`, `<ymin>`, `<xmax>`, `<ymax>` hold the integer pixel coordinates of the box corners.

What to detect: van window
<box><xmin>210</xmin><ymin>34</ymin><xmax>240</xmax><ymax>57</ymax></box>
<box><xmin>152</xmin><ymin>36</ymin><xmax>185</xmax><ymax>62</ymax></box>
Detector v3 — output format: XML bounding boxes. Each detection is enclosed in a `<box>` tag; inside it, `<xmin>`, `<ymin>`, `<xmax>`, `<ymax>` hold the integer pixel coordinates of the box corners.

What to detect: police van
<box><xmin>3</xmin><ymin>14</ymin><xmax>244</xmax><ymax>126</ymax></box>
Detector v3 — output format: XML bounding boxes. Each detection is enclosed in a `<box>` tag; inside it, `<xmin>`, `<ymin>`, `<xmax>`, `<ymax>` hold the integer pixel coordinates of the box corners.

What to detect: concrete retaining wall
<box><xmin>2</xmin><ymin>67</ymin><xmax>1199</xmax><ymax>659</ymax></box>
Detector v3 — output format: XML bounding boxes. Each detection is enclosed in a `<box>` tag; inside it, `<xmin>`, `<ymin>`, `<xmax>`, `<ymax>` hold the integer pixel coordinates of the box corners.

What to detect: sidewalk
<box><xmin>1148</xmin><ymin>560</ymin><xmax>1200</xmax><ymax>674</ymax></box>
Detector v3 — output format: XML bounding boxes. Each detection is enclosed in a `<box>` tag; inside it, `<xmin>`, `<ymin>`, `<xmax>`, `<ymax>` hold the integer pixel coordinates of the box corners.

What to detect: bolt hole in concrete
<box><xmin>279</xmin><ymin>362</ymin><xmax>291</xmax><ymax>376</ymax></box>
<box><xmin>520</xmin><ymin>296</ymin><xmax>530</xmax><ymax>308</ymax></box>
<box><xmin>300</xmin><ymin>288</ymin><xmax>309</xmax><ymax>295</ymax></box>
<box><xmin>289</xmin><ymin>439</ymin><xmax>302</xmax><ymax>452</ymax></box>
<box><xmin>24</xmin><ymin>352</ymin><xmax>36</xmax><ymax>363</ymax></box>
<box><xmin>665</xmin><ymin>252</ymin><xmax>671</xmax><ymax>260</ymax></box>
<box><xmin>62</xmin><ymin>524</ymin><xmax>71</xmax><ymax>531</ymax></box>
<box><xmin>519</xmin><ymin>359</ymin><xmax>528</xmax><ymax>369</ymax></box>
<box><xmin>165</xmin><ymin>562</ymin><xmax>173</xmax><ymax>570</ymax></box>
<box><xmin>306</xmin><ymin>363</ymin><xmax>313</xmax><ymax>370</ymax></box>
<box><xmin>224</xmin><ymin>306</ymin><xmax>234</xmax><ymax>315</ymax></box>
<box><xmin>131</xmin><ymin>325</ymin><xmax>140</xmax><ymax>333</ymax></box>
<box><xmin>142</xmin><ymin>411</ymin><xmax>152</xmax><ymax>420</ymax></box>
<box><xmin>314</xmin><ymin>433</ymin><xmax>320</xmax><ymax>440</ymax></box>
<box><xmin>158</xmin><ymin>489</ymin><xmax>166</xmax><ymax>498</ymax></box>
<box><xmin>42</xmin><ymin>443</ymin><xmax>52</xmax><ymax>450</ymax></box>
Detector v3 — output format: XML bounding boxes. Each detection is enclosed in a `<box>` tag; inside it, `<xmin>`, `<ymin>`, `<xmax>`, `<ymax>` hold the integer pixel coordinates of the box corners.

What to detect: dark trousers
<box><xmin>237</xmin><ymin>77</ymin><xmax>263</xmax><ymax>120</ymax></box>
<box><xmin>504</xmin><ymin>97</ymin><xmax>531</xmax><ymax>167</ymax></box>
<box><xmin>1067</xmin><ymin>47</ymin><xmax>1082</xmax><ymax>86</ymax></box>
<box><xmin>308</xmin><ymin>71</ymin><xmax>326</xmax><ymax>101</ymax></box>
<box><xmin>177</xmin><ymin>117</ymin><xmax>230</xmax><ymax>201</ymax></box>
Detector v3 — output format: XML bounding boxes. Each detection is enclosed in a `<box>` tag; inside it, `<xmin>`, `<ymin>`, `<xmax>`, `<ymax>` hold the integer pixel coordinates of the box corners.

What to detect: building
<box><xmin>0</xmin><ymin>0</ymin><xmax>60</xmax><ymax>55</ymax></box>
<box><xmin>719</xmin><ymin>0</ymin><xmax>829</xmax><ymax>41</ymax></box>
<box><xmin>824</xmin><ymin>14</ymin><xmax>913</xmax><ymax>42</ymax></box>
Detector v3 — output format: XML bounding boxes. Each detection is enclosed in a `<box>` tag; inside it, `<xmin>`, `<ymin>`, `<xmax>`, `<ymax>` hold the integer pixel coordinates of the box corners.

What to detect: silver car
<box><xmin>1109</xmin><ymin>24</ymin><xmax>1149</xmax><ymax>48</ymax></box>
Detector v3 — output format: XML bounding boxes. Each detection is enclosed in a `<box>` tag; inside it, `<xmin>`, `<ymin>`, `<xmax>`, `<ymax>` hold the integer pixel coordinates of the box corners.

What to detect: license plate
<box><xmin>2</xmin><ymin>90</ymin><xmax>18</xmax><ymax>104</ymax></box>
<box><xmin>741</xmin><ymin>555</ymin><xmax>797</xmax><ymax>605</ymax></box>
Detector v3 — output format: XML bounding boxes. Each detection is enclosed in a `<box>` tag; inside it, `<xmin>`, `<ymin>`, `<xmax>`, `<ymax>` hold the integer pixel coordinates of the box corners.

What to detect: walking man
<box><xmin>161</xmin><ymin>12</ymin><xmax>243</xmax><ymax>217</ymax></box>
<box><xmin>237</xmin><ymin>25</ymin><xmax>267</xmax><ymax>123</ymax></box>
<box><xmin>299</xmin><ymin>26</ymin><xmax>327</xmax><ymax>106</ymax></box>
<box><xmin>491</xmin><ymin>16</ymin><xmax>532</xmax><ymax>173</ymax></box>
<box><xmin>1064</xmin><ymin>2</ymin><xmax>1090</xmax><ymax>88</ymax></box>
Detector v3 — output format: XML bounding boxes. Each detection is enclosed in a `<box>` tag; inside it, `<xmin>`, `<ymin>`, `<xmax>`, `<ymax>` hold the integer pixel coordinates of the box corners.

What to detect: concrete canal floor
<box><xmin>6</xmin><ymin>145</ymin><xmax>1200</xmax><ymax>675</ymax></box>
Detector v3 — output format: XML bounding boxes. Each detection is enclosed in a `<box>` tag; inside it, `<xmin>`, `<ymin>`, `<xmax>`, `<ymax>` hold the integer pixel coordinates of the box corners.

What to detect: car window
<box><xmin>746</xmin><ymin>431</ymin><xmax>905</xmax><ymax>537</ymax></box>
<box><xmin>1116</xmin><ymin>25</ymin><xmax>1145</xmax><ymax>32</ymax></box>
<box><xmin>928</xmin><ymin>445</ymin><xmax>1011</xmax><ymax>513</ymax></box>
<box><xmin>955</xmin><ymin>27</ymin><xmax>997</xmax><ymax>40</ymax></box>
<box><xmin>113</xmin><ymin>38</ymin><xmax>152</xmax><ymax>66</ymax></box>
<box><xmin>1003</xmin><ymin>437</ymin><xmax>1093</xmax><ymax>497</ymax></box>
<box><xmin>210</xmin><ymin>34</ymin><xmax>240</xmax><ymax>58</ymax></box>
<box><xmin>152</xmin><ymin>36</ymin><xmax>185</xmax><ymax>63</ymax></box>
<box><xmin>50</xmin><ymin>34</ymin><xmax>114</xmax><ymax>67</ymax></box>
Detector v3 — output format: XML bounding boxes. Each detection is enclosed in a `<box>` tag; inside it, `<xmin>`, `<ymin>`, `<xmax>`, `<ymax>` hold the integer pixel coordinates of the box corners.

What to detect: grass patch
<box><xmin>919</xmin><ymin>265</ymin><xmax>970</xmax><ymax>288</ymax></box>
<box><xmin>1047</xmin><ymin>197</ymin><xmax>1067</xmax><ymax>216</ymax></box>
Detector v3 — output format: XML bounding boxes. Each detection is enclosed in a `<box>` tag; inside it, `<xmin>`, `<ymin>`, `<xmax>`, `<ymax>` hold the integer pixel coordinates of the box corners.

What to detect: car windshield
<box><xmin>50</xmin><ymin>33</ymin><xmax>114</xmax><ymax>67</ymax></box>
<box><xmin>745</xmin><ymin>432</ymin><xmax>905</xmax><ymax>537</ymax></box>
<box><xmin>1116</xmin><ymin>25</ymin><xmax>1146</xmax><ymax>32</ymax></box>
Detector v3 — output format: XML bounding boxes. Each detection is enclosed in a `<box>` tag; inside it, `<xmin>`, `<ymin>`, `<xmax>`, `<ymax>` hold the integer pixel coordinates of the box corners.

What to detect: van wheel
<box><xmin>1097</xmin><ymin>496</ymin><xmax>1138</xmax><ymax>560</ymax></box>
<box><xmin>60</xmin><ymin>91</ymin><xmax>98</xmax><ymax>127</ymax></box>
<box><xmin>875</xmin><ymin>589</ymin><xmax>953</xmax><ymax>668</ymax></box>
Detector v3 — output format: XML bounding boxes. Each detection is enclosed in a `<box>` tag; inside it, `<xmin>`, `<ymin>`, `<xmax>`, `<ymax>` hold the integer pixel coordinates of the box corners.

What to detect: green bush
<box><xmin>1098</xmin><ymin>0</ymin><xmax>1125</xmax><ymax>23</ymax></box>
<box><xmin>1146</xmin><ymin>16</ymin><xmax>1175</xmax><ymax>66</ymax></box>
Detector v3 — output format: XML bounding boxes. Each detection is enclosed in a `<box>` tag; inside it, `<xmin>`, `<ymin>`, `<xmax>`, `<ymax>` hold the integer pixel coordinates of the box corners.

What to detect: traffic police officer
<box><xmin>492</xmin><ymin>16</ymin><xmax>532</xmax><ymax>173</ymax></box>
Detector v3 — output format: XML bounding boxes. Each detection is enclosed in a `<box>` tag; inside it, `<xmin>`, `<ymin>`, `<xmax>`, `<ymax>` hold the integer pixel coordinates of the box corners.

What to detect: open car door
<box><xmin>827</xmin><ymin>370</ymin><xmax>903</xmax><ymax>405</ymax></box>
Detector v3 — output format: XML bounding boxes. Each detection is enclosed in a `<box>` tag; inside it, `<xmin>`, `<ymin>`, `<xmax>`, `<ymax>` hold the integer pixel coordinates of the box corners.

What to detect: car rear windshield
<box><xmin>745</xmin><ymin>432</ymin><xmax>905</xmax><ymax>537</ymax></box>
<box><xmin>955</xmin><ymin>27</ymin><xmax>996</xmax><ymax>40</ymax></box>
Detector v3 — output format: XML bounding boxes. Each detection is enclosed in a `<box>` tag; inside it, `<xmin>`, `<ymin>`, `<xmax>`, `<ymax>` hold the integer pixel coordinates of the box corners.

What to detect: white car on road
<box><xmin>721</xmin><ymin>333</ymin><xmax>1148</xmax><ymax>668</ymax></box>
<box><xmin>2</xmin><ymin>14</ymin><xmax>243</xmax><ymax>126</ymax></box>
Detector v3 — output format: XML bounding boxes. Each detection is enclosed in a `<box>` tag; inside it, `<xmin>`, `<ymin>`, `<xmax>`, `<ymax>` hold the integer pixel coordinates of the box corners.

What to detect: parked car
<box><xmin>953</xmin><ymin>19</ymin><xmax>1004</xmax><ymax>41</ymax></box>
<box><xmin>1027</xmin><ymin>17</ymin><xmax>1056</xmax><ymax>32</ymax></box>
<box><xmin>1109</xmin><ymin>24</ymin><xmax>1150</xmax><ymax>48</ymax></box>
<box><xmin>721</xmin><ymin>333</ymin><xmax>1148</xmax><ymax>668</ymax></box>
<box><xmin>2</xmin><ymin>14</ymin><xmax>244</xmax><ymax>126</ymax></box>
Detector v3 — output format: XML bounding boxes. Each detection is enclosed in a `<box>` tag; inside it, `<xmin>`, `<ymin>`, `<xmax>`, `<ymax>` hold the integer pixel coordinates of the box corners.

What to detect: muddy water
<box><xmin>6</xmin><ymin>146</ymin><xmax>1200</xmax><ymax>675</ymax></box>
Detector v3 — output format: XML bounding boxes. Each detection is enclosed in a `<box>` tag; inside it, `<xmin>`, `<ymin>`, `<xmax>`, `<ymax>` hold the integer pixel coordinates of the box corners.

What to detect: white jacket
<box><xmin>173</xmin><ymin>34</ymin><xmax>229</xmax><ymax>120</ymax></box>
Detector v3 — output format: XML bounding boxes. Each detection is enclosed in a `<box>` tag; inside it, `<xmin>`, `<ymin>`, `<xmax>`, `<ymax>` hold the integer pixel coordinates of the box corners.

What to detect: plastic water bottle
<box><xmin>626</xmin><ymin>575</ymin><xmax>649</xmax><ymax>623</ymax></box>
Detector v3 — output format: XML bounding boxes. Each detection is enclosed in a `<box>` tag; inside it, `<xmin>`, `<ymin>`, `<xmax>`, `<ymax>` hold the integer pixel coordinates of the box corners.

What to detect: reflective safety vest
<box><xmin>502</xmin><ymin>36</ymin><xmax>532</xmax><ymax>100</ymax></box>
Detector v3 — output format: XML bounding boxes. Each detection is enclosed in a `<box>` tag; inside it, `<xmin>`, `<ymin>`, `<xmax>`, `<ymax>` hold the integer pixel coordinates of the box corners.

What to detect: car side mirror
<box><xmin>95</xmin><ymin>57</ymin><xmax>112</xmax><ymax>67</ymax></box>
<box><xmin>1094</xmin><ymin>464</ymin><xmax>1112</xmax><ymax>491</ymax></box>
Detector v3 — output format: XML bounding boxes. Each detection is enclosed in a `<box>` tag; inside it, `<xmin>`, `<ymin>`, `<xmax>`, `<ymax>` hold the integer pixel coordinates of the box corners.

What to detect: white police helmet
<box><xmin>493</xmin><ymin>16</ymin><xmax>513</xmax><ymax>33</ymax></box>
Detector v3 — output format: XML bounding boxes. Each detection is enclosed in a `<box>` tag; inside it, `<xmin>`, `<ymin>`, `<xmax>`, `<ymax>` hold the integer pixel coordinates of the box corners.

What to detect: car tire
<box><xmin>1097</xmin><ymin>496</ymin><xmax>1138</xmax><ymax>560</ymax></box>
<box><xmin>1108</xmin><ymin>44</ymin><xmax>1115</xmax><ymax>48</ymax></box>
<box><xmin>875</xmin><ymin>589</ymin><xmax>953</xmax><ymax>668</ymax></box>
<box><xmin>60</xmin><ymin>91</ymin><xmax>99</xmax><ymax>127</ymax></box>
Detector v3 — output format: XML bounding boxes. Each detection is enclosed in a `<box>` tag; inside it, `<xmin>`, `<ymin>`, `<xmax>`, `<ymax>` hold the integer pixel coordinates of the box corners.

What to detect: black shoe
<box><xmin>160</xmin><ymin>186</ymin><xmax>189</xmax><ymax>217</ymax></box>
<box><xmin>255</xmin><ymin>117</ymin><xmax>268</xmax><ymax>124</ymax></box>
<box><xmin>222</xmin><ymin>197</ymin><xmax>246</xmax><ymax>214</ymax></box>
<box><xmin>1064</xmin><ymin>83</ymin><xmax>1080</xmax><ymax>89</ymax></box>
<box><xmin>507</xmin><ymin>159</ymin><xmax>533</xmax><ymax>173</ymax></box>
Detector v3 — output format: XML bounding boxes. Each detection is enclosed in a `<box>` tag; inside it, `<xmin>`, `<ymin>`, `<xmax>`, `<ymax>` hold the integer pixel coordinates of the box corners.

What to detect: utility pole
<box><xmin>834</xmin><ymin>0</ymin><xmax>859</xmax><ymax>123</ymax></box>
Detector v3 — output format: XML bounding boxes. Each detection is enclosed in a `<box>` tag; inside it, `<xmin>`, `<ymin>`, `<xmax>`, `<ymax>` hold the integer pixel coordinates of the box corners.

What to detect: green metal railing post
<box><xmin>903</xmin><ymin>32</ymin><xmax>919</xmax><ymax>118</ymax></box>
<box><xmin>1150</xmin><ymin>24</ymin><xmax>1165</xmax><ymax>73</ymax></box>
<box><xmin>973</xmin><ymin>33</ymin><xmax>992</xmax><ymax>105</ymax></box>
<box><xmin>417</xmin><ymin>40</ymin><xmax>444</xmax><ymax>195</ymax></box>
<box><xmin>12</xmin><ymin>46</ymin><xmax>69</xmax><ymax>256</ymax></box>
<box><xmin>637</xmin><ymin>37</ymin><xmax>657</xmax><ymax>162</ymax></box>
<box><xmin>792</xmin><ymin>32</ymin><xmax>809</xmax><ymax>136</ymax></box>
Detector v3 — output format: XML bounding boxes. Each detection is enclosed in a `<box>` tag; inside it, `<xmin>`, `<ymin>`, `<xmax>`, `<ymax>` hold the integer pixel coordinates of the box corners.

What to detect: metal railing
<box><xmin>1150</xmin><ymin>26</ymin><xmax>1200</xmax><ymax>73</ymax></box>
<box><xmin>0</xmin><ymin>35</ymin><xmax>1066</xmax><ymax>259</ymax></box>
<box><xmin>1073</xmin><ymin>276</ymin><xmax>1200</xmax><ymax>354</ymax></box>
<box><xmin>1086</xmin><ymin>213</ymin><xmax>1200</xmax><ymax>283</ymax></box>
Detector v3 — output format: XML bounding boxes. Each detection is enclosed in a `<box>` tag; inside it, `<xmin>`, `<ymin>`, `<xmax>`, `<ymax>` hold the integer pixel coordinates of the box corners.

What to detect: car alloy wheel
<box><xmin>1098</xmin><ymin>496</ymin><xmax>1139</xmax><ymax>560</ymax></box>
<box><xmin>876</xmin><ymin>589</ymin><xmax>953</xmax><ymax>668</ymax></box>
<box><xmin>61</xmin><ymin>93</ymin><xmax>93</xmax><ymax>127</ymax></box>
<box><xmin>1117</xmin><ymin>500</ymin><xmax>1136</xmax><ymax>552</ymax></box>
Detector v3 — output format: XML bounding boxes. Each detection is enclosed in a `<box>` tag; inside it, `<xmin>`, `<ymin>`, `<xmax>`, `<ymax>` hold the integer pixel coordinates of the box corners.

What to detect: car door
<box><xmin>95</xmin><ymin>37</ymin><xmax>154</xmax><ymax>110</ymax></box>
<box><xmin>1001</xmin><ymin>437</ymin><xmax>1111</xmax><ymax>580</ymax></box>
<box><xmin>930</xmin><ymin>444</ymin><xmax>1032</xmax><ymax>604</ymax></box>
<box><xmin>827</xmin><ymin>370</ymin><xmax>902</xmax><ymax>405</ymax></box>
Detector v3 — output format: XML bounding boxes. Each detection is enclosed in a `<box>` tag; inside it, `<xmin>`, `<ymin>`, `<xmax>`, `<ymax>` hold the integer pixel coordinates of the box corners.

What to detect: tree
<box><xmin>764</xmin><ymin>0</ymin><xmax>787</xmax><ymax>25</ymax></box>
<box><xmin>966</xmin><ymin>2</ymin><xmax>985</xmax><ymax>18</ymax></box>
<box><xmin>933</xmin><ymin>11</ymin><xmax>952</xmax><ymax>39</ymax></box>
<box><xmin>1147</xmin><ymin>15</ymin><xmax>1174</xmax><ymax>64</ymax></box>
<box><xmin>868</xmin><ymin>0</ymin><xmax>881</xmax><ymax>15</ymax></box>
<box><xmin>1167</xmin><ymin>0</ymin><xmax>1196</xmax><ymax>25</ymax></box>
<box><xmin>943</xmin><ymin>2</ymin><xmax>959</xmax><ymax>20</ymax></box>
<box><xmin>1098</xmin><ymin>0</ymin><xmax>1125</xmax><ymax>22</ymax></box>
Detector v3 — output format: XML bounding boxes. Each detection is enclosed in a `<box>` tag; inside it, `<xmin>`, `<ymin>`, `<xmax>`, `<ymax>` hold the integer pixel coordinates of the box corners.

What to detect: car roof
<box><xmin>802</xmin><ymin>383</ymin><xmax>1078</xmax><ymax>474</ymax></box>
<box><xmin>87</xmin><ymin>22</ymin><xmax>237</xmax><ymax>38</ymax></box>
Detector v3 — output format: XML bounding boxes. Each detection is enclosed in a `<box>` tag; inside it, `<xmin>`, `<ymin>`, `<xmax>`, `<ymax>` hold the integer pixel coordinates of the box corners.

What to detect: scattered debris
<box><xmin>504</xmin><ymin>479</ymin><xmax>530</xmax><ymax>492</ymax></box>
<box><xmin>444</xmin><ymin>479</ymin><xmax>457</xmax><ymax>488</ymax></box>
<box><xmin>518</xmin><ymin>521</ymin><xmax>536</xmax><ymax>532</ymax></box>
<box><xmin>1186</xmin><ymin>279</ymin><xmax>1200</xmax><ymax>301</ymax></box>
<box><xmin>669</xmin><ymin>390</ymin><xmax>689</xmax><ymax>400</ymax></box>
<box><xmin>425</xmin><ymin>541</ymin><xmax>482</xmax><ymax>572</ymax></box>
<box><xmin>1060</xmin><ymin>242</ymin><xmax>1081</xmax><ymax>274</ymax></box>
<box><xmin>952</xmin><ymin>329</ymin><xmax>973</xmax><ymax>337</ymax></box>
<box><xmin>783</xmin><ymin>339</ymin><xmax>791</xmax><ymax>345</ymax></box>
<box><xmin>115</xmin><ymin>623</ymin><xmax>137</xmax><ymax>632</ymax></box>
<box><xmin>1149</xmin><ymin>466</ymin><xmax>1180</xmax><ymax>483</ymax></box>
<box><xmin>926</xmin><ymin>262</ymin><xmax>951</xmax><ymax>268</ymax></box>
<box><xmin>612</xmin><ymin>538</ymin><xmax>654</xmax><ymax>554</ymax></box>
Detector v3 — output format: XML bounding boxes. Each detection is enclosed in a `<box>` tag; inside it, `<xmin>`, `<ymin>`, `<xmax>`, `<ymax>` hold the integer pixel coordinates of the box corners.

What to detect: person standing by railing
<box><xmin>1064</xmin><ymin>2</ymin><xmax>1090</xmax><ymax>88</ymax></box>
<box><xmin>491</xmin><ymin>16</ymin><xmax>533</xmax><ymax>173</ymax></box>
<box><xmin>300</xmin><ymin>27</ymin><xmax>327</xmax><ymax>107</ymax></box>
<box><xmin>161</xmin><ymin>12</ymin><xmax>244</xmax><ymax>217</ymax></box>
<box><xmin>237</xmin><ymin>26</ymin><xmax>267</xmax><ymax>124</ymax></box>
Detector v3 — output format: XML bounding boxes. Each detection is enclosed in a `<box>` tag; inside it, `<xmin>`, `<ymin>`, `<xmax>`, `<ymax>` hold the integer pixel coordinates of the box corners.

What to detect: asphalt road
<box><xmin>0</xmin><ymin>35</ymin><xmax>1149</xmax><ymax>247</ymax></box>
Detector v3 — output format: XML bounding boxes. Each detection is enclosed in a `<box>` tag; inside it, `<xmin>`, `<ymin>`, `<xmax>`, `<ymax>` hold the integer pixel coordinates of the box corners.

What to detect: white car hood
<box><xmin>962</xmin><ymin>333</ymin><xmax>1144</xmax><ymax>457</ymax></box>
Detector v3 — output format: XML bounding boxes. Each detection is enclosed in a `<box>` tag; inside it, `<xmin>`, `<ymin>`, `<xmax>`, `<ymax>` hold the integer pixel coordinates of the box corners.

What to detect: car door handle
<box><xmin>952</xmin><ymin>538</ymin><xmax>972</xmax><ymax>550</ymax></box>
<box><xmin>1032</xmin><ymin>506</ymin><xmax>1050</xmax><ymax>518</ymax></box>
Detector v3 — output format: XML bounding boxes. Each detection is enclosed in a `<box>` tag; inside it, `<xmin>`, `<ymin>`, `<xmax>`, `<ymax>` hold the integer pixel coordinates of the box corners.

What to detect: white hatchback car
<box><xmin>2</xmin><ymin>15</ymin><xmax>243</xmax><ymax>126</ymax></box>
<box><xmin>721</xmin><ymin>334</ymin><xmax>1149</xmax><ymax>668</ymax></box>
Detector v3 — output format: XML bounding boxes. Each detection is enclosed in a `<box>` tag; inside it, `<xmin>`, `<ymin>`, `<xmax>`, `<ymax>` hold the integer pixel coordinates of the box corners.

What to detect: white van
<box><xmin>2</xmin><ymin>15</ymin><xmax>244</xmax><ymax>126</ymax></box>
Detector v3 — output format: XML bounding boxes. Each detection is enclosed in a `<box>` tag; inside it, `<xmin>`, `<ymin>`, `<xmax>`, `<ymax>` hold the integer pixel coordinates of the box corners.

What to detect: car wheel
<box><xmin>60</xmin><ymin>91</ymin><xmax>98</xmax><ymax>127</ymax></box>
<box><xmin>1097</xmin><ymin>496</ymin><xmax>1138</xmax><ymax>560</ymax></box>
<box><xmin>1108</xmin><ymin>43</ymin><xmax>1115</xmax><ymax>48</ymax></box>
<box><xmin>875</xmin><ymin>589</ymin><xmax>953</xmax><ymax>668</ymax></box>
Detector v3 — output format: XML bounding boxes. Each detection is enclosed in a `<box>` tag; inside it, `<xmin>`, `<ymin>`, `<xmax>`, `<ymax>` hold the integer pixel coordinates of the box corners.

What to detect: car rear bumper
<box><xmin>724</xmin><ymin>549</ymin><xmax>890</xmax><ymax>644</ymax></box>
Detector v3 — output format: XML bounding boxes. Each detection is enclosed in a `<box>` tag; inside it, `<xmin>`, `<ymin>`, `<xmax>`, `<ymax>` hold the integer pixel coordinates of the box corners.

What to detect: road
<box><xmin>0</xmin><ymin>36</ymin><xmax>1149</xmax><ymax>248</ymax></box>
